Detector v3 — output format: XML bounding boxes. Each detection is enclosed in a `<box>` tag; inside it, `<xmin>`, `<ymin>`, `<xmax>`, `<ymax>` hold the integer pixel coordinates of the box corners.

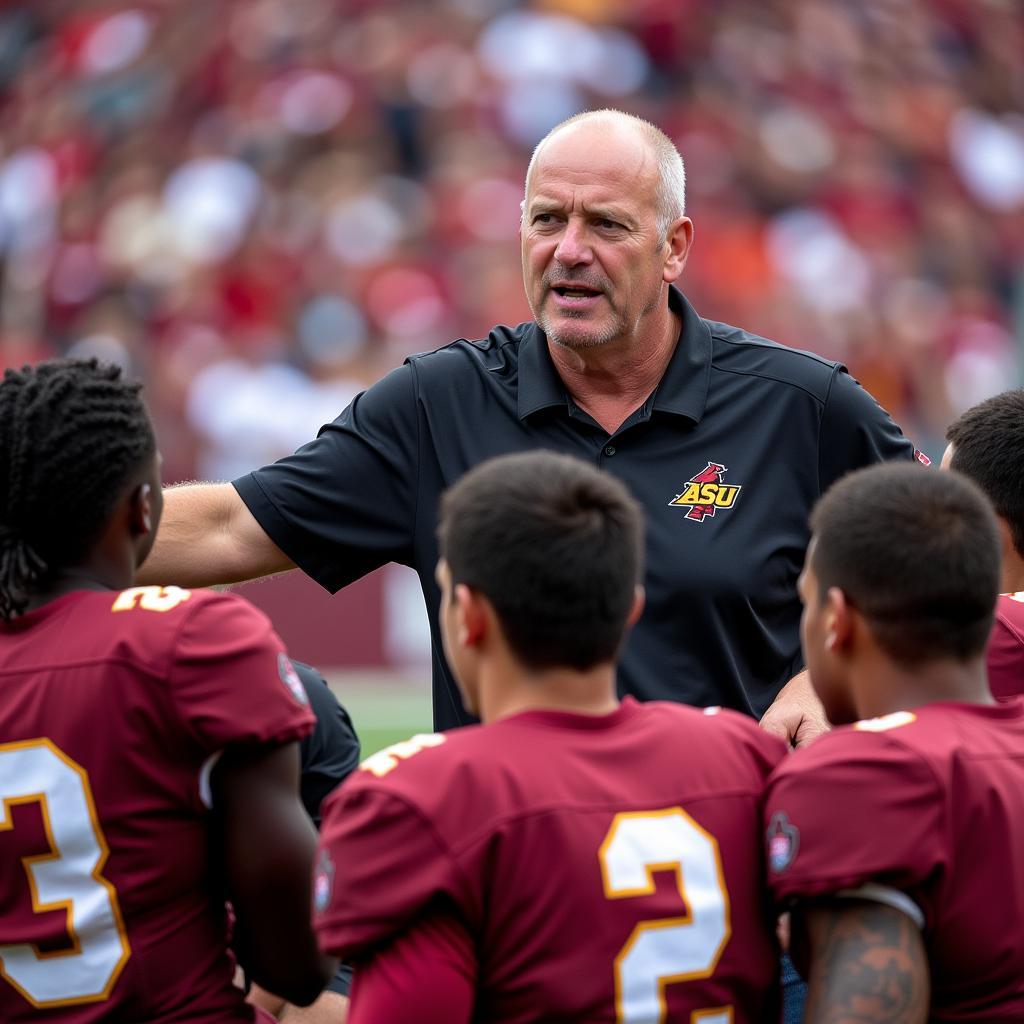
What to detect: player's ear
<box><xmin>454</xmin><ymin>583</ymin><xmax>487</xmax><ymax>649</ymax></box>
<box><xmin>823</xmin><ymin>586</ymin><xmax>853</xmax><ymax>653</ymax></box>
<box><xmin>626</xmin><ymin>585</ymin><xmax>645</xmax><ymax>627</ymax></box>
<box><xmin>128</xmin><ymin>483</ymin><xmax>155</xmax><ymax>538</ymax></box>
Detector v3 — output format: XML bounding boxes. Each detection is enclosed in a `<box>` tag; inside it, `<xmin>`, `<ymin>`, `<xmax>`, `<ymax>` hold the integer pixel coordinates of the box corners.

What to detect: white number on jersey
<box><xmin>599</xmin><ymin>808</ymin><xmax>731</xmax><ymax>1024</ymax></box>
<box><xmin>0</xmin><ymin>740</ymin><xmax>130</xmax><ymax>1007</ymax></box>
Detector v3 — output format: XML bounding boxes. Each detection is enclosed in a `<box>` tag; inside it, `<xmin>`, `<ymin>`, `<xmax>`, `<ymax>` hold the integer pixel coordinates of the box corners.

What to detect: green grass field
<box><xmin>324</xmin><ymin>668</ymin><xmax>435</xmax><ymax>757</ymax></box>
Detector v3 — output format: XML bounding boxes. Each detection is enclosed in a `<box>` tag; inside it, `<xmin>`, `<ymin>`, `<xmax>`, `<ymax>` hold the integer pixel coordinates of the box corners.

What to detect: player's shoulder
<box><xmin>705</xmin><ymin>317</ymin><xmax>843</xmax><ymax>401</ymax></box>
<box><xmin>641</xmin><ymin>701</ymin><xmax>788</xmax><ymax>775</ymax></box>
<box><xmin>109</xmin><ymin>584</ymin><xmax>266</xmax><ymax>628</ymax></box>
<box><xmin>997</xmin><ymin>592</ymin><xmax>1024</xmax><ymax>635</ymax></box>
<box><xmin>353</xmin><ymin>725</ymin><xmax>489</xmax><ymax>789</ymax></box>
<box><xmin>106</xmin><ymin>585</ymin><xmax>273</xmax><ymax>657</ymax></box>
<box><xmin>773</xmin><ymin>711</ymin><xmax>934</xmax><ymax>785</ymax></box>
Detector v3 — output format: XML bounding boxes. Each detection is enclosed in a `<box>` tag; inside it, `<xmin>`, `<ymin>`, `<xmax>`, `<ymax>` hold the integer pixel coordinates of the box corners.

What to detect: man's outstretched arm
<box><xmin>139</xmin><ymin>483</ymin><xmax>296</xmax><ymax>587</ymax></box>
<box><xmin>800</xmin><ymin>897</ymin><xmax>929</xmax><ymax>1024</ymax></box>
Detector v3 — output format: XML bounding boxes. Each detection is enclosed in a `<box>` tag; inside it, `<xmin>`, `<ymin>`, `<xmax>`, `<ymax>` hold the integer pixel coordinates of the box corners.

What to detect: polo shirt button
<box><xmin>604</xmin><ymin>445</ymin><xmax>616</xmax><ymax>456</ymax></box>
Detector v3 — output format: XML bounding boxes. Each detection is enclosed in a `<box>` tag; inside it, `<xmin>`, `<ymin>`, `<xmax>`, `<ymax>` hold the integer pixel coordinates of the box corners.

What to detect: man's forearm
<box><xmin>139</xmin><ymin>482</ymin><xmax>295</xmax><ymax>587</ymax></box>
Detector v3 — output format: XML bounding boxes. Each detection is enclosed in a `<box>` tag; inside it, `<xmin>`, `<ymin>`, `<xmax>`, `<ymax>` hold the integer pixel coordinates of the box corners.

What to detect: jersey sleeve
<box><xmin>818</xmin><ymin>368</ymin><xmax>914</xmax><ymax>493</ymax></box>
<box><xmin>315</xmin><ymin>779</ymin><xmax>472</xmax><ymax>959</ymax></box>
<box><xmin>764</xmin><ymin>731</ymin><xmax>945</xmax><ymax>926</ymax></box>
<box><xmin>167</xmin><ymin>592</ymin><xmax>315</xmax><ymax>752</ymax></box>
<box><xmin>346</xmin><ymin>909</ymin><xmax>476</xmax><ymax>1024</ymax></box>
<box><xmin>232</xmin><ymin>363</ymin><xmax>420</xmax><ymax>592</ymax></box>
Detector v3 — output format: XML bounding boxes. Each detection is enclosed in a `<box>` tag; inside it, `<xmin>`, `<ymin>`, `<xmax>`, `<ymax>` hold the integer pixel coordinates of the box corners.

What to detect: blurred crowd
<box><xmin>0</xmin><ymin>0</ymin><xmax>1022</xmax><ymax>479</ymax></box>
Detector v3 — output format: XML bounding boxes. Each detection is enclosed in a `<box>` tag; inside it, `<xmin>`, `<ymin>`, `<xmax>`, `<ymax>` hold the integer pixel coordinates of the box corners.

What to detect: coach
<box><xmin>141</xmin><ymin>109</ymin><xmax>913</xmax><ymax>738</ymax></box>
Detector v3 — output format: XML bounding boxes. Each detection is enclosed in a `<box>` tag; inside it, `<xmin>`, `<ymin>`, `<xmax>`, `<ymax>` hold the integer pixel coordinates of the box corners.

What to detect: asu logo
<box><xmin>668</xmin><ymin>462</ymin><xmax>742</xmax><ymax>521</ymax></box>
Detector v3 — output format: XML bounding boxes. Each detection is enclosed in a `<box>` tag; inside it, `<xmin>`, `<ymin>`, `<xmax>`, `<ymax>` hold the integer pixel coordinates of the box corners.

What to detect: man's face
<box><xmin>798</xmin><ymin>544</ymin><xmax>857</xmax><ymax>725</ymax></box>
<box><xmin>435</xmin><ymin>558</ymin><xmax>479</xmax><ymax>716</ymax></box>
<box><xmin>520</xmin><ymin>123</ymin><xmax>677</xmax><ymax>352</ymax></box>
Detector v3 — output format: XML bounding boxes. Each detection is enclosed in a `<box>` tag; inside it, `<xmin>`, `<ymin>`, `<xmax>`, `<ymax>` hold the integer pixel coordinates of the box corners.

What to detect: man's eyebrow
<box><xmin>585</xmin><ymin>205</ymin><xmax>633</xmax><ymax>224</ymax></box>
<box><xmin>524</xmin><ymin>197</ymin><xmax>564</xmax><ymax>214</ymax></box>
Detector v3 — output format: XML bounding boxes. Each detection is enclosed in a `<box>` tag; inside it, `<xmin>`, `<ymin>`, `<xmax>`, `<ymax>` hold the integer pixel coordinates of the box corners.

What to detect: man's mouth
<box><xmin>551</xmin><ymin>285</ymin><xmax>602</xmax><ymax>298</ymax></box>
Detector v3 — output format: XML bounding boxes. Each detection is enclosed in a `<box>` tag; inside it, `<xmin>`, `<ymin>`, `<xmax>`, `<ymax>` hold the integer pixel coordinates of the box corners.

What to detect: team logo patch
<box><xmin>766</xmin><ymin>811</ymin><xmax>799</xmax><ymax>873</ymax></box>
<box><xmin>312</xmin><ymin>848</ymin><xmax>335</xmax><ymax>915</ymax></box>
<box><xmin>278</xmin><ymin>654</ymin><xmax>309</xmax><ymax>706</ymax></box>
<box><xmin>668</xmin><ymin>462</ymin><xmax>742</xmax><ymax>521</ymax></box>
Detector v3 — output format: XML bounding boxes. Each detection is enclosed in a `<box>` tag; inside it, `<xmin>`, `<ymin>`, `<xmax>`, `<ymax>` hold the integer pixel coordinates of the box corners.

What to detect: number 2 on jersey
<box><xmin>0</xmin><ymin>739</ymin><xmax>130</xmax><ymax>1007</ymax></box>
<box><xmin>599</xmin><ymin>808</ymin><xmax>731</xmax><ymax>1024</ymax></box>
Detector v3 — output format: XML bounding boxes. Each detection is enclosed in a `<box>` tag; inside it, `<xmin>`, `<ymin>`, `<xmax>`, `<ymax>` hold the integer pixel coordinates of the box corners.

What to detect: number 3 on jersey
<box><xmin>0</xmin><ymin>739</ymin><xmax>130</xmax><ymax>1007</ymax></box>
<box><xmin>600</xmin><ymin>808</ymin><xmax>731</xmax><ymax>1024</ymax></box>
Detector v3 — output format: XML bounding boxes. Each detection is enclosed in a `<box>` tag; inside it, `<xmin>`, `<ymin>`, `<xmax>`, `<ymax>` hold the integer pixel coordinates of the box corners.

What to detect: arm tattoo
<box><xmin>802</xmin><ymin>898</ymin><xmax>929</xmax><ymax>1024</ymax></box>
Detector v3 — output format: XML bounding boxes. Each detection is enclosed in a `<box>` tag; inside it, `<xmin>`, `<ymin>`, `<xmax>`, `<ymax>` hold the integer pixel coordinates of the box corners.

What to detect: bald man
<box><xmin>140</xmin><ymin>109</ymin><xmax>912</xmax><ymax>746</ymax></box>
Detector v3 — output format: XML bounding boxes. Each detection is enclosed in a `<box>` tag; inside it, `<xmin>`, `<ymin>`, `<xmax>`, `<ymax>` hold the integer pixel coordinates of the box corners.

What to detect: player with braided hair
<box><xmin>0</xmin><ymin>358</ymin><xmax>333</xmax><ymax>1022</ymax></box>
<box><xmin>0</xmin><ymin>359</ymin><xmax>156</xmax><ymax>620</ymax></box>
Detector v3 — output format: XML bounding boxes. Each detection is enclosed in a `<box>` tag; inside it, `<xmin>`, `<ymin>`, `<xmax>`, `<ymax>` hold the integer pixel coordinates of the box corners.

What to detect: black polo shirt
<box><xmin>235</xmin><ymin>286</ymin><xmax>913</xmax><ymax>730</ymax></box>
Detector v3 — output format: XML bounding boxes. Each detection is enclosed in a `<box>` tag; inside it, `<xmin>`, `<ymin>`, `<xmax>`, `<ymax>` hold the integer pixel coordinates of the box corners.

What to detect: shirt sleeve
<box><xmin>346</xmin><ymin>909</ymin><xmax>476</xmax><ymax>1024</ymax></box>
<box><xmin>292</xmin><ymin>661</ymin><xmax>362</xmax><ymax>826</ymax></box>
<box><xmin>764</xmin><ymin>732</ymin><xmax>946</xmax><ymax>927</ymax></box>
<box><xmin>167</xmin><ymin>592</ymin><xmax>315</xmax><ymax>752</ymax></box>
<box><xmin>818</xmin><ymin>368</ymin><xmax>914</xmax><ymax>493</ymax></box>
<box><xmin>315</xmin><ymin>780</ymin><xmax>471</xmax><ymax>959</ymax></box>
<box><xmin>233</xmin><ymin>362</ymin><xmax>421</xmax><ymax>592</ymax></box>
<box><xmin>987</xmin><ymin>606</ymin><xmax>1024</xmax><ymax>701</ymax></box>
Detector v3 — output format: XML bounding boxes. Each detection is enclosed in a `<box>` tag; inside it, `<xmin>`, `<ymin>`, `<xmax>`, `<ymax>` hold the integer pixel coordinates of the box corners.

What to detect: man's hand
<box><xmin>760</xmin><ymin>670</ymin><xmax>830</xmax><ymax>747</ymax></box>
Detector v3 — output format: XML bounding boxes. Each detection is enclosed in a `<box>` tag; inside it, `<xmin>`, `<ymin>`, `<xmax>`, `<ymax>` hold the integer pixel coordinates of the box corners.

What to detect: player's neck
<box><xmin>24</xmin><ymin>563</ymin><xmax>133</xmax><ymax>613</ymax></box>
<box><xmin>1000</xmin><ymin>552</ymin><xmax>1024</xmax><ymax>595</ymax></box>
<box><xmin>854</xmin><ymin>653</ymin><xmax>995</xmax><ymax>719</ymax></box>
<box><xmin>478</xmin><ymin>662</ymin><xmax>620</xmax><ymax>723</ymax></box>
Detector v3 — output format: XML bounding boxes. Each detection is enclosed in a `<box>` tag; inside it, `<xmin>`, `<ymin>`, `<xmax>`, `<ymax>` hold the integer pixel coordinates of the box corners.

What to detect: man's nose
<box><xmin>553</xmin><ymin>220</ymin><xmax>593</xmax><ymax>266</ymax></box>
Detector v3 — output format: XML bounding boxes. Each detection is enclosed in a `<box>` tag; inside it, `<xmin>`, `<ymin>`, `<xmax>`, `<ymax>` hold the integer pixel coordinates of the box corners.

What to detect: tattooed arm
<box><xmin>799</xmin><ymin>898</ymin><xmax>929</xmax><ymax>1024</ymax></box>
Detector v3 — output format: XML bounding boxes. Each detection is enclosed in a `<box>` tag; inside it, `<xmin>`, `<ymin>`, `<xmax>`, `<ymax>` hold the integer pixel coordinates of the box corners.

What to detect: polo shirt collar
<box><xmin>517</xmin><ymin>284</ymin><xmax>711</xmax><ymax>424</ymax></box>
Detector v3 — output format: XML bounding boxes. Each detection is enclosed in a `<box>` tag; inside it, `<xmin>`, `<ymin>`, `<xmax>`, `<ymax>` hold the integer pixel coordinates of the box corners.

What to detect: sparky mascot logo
<box><xmin>668</xmin><ymin>462</ymin><xmax>742</xmax><ymax>521</ymax></box>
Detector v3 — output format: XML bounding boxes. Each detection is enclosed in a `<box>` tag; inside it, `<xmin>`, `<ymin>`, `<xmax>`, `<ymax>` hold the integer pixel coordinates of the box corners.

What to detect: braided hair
<box><xmin>0</xmin><ymin>358</ymin><xmax>156</xmax><ymax>621</ymax></box>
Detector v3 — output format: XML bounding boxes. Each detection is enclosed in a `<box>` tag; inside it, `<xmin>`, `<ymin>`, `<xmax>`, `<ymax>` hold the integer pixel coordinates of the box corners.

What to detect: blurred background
<box><xmin>1</xmin><ymin>0</ymin><xmax>1021</xmax><ymax>747</ymax></box>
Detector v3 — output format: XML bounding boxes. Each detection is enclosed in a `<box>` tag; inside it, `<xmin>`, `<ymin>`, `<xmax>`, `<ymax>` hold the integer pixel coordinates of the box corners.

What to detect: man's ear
<box><xmin>824</xmin><ymin>586</ymin><xmax>854</xmax><ymax>653</ymax></box>
<box><xmin>128</xmin><ymin>483</ymin><xmax>154</xmax><ymax>538</ymax></box>
<box><xmin>663</xmin><ymin>216</ymin><xmax>694</xmax><ymax>282</ymax></box>
<box><xmin>454</xmin><ymin>583</ymin><xmax>488</xmax><ymax>649</ymax></box>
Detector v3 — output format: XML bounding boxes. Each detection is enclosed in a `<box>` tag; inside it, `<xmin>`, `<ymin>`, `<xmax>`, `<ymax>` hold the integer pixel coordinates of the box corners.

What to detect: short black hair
<box><xmin>809</xmin><ymin>463</ymin><xmax>999</xmax><ymax>665</ymax></box>
<box><xmin>946</xmin><ymin>389</ymin><xmax>1024</xmax><ymax>559</ymax></box>
<box><xmin>0</xmin><ymin>358</ymin><xmax>156</xmax><ymax>621</ymax></box>
<box><xmin>437</xmin><ymin>451</ymin><xmax>644</xmax><ymax>671</ymax></box>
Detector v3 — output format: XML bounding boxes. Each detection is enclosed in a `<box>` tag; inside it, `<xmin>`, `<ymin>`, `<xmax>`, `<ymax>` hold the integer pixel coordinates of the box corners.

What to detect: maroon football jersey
<box><xmin>316</xmin><ymin>698</ymin><xmax>786</xmax><ymax>1023</ymax></box>
<box><xmin>0</xmin><ymin>586</ymin><xmax>314</xmax><ymax>1023</ymax></box>
<box><xmin>988</xmin><ymin>592</ymin><xmax>1024</xmax><ymax>700</ymax></box>
<box><xmin>765</xmin><ymin>700</ymin><xmax>1024</xmax><ymax>1020</ymax></box>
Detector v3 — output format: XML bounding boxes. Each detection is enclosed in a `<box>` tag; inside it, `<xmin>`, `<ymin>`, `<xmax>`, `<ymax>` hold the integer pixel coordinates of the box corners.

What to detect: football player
<box><xmin>0</xmin><ymin>359</ymin><xmax>335</xmax><ymax>1022</ymax></box>
<box><xmin>765</xmin><ymin>463</ymin><xmax>1024</xmax><ymax>1021</ymax></box>
<box><xmin>316</xmin><ymin>450</ymin><xmax>786</xmax><ymax>1023</ymax></box>
<box><xmin>942</xmin><ymin>388</ymin><xmax>1024</xmax><ymax>699</ymax></box>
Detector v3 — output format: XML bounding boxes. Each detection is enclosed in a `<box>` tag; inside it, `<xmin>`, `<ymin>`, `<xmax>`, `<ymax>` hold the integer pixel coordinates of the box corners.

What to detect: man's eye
<box><xmin>597</xmin><ymin>218</ymin><xmax>621</xmax><ymax>230</ymax></box>
<box><xmin>534</xmin><ymin>213</ymin><xmax>555</xmax><ymax>224</ymax></box>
